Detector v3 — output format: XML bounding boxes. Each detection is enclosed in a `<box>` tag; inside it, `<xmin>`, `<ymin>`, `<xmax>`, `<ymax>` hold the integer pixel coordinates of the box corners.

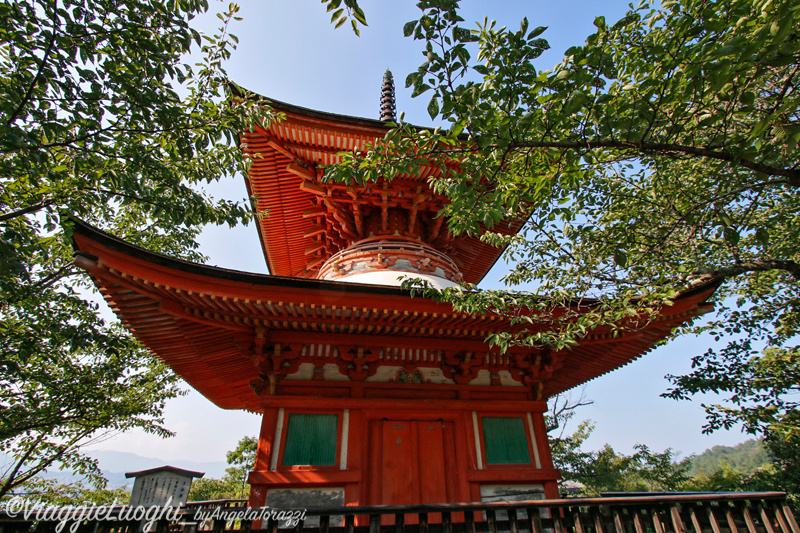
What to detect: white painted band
<box><xmin>340</xmin><ymin>409</ymin><xmax>350</xmax><ymax>470</ymax></box>
<box><xmin>527</xmin><ymin>412</ymin><xmax>542</xmax><ymax>468</ymax></box>
<box><xmin>472</xmin><ymin>411</ymin><xmax>484</xmax><ymax>470</ymax></box>
<box><xmin>270</xmin><ymin>408</ymin><xmax>285</xmax><ymax>471</ymax></box>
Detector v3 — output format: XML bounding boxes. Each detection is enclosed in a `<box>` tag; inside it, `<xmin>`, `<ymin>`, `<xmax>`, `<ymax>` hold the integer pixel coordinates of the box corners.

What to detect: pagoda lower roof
<box><xmin>72</xmin><ymin>220</ymin><xmax>719</xmax><ymax>412</ymax></box>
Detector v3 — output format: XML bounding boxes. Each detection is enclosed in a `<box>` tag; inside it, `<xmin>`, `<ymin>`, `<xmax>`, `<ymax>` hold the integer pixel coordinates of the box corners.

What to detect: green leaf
<box><xmin>428</xmin><ymin>97</ymin><xmax>440</xmax><ymax>119</ymax></box>
<box><xmin>528</xmin><ymin>26</ymin><xmax>547</xmax><ymax>39</ymax></box>
<box><xmin>724</xmin><ymin>227</ymin><xmax>740</xmax><ymax>246</ymax></box>
<box><xmin>613</xmin><ymin>249</ymin><xmax>628</xmax><ymax>268</ymax></box>
<box><xmin>353</xmin><ymin>6</ymin><xmax>367</xmax><ymax>25</ymax></box>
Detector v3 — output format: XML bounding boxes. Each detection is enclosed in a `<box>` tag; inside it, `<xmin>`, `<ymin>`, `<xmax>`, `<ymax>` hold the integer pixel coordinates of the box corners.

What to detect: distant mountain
<box><xmin>0</xmin><ymin>450</ymin><xmax>228</xmax><ymax>490</ymax></box>
<box><xmin>88</xmin><ymin>450</ymin><xmax>228</xmax><ymax>480</ymax></box>
<box><xmin>689</xmin><ymin>439</ymin><xmax>772</xmax><ymax>477</ymax></box>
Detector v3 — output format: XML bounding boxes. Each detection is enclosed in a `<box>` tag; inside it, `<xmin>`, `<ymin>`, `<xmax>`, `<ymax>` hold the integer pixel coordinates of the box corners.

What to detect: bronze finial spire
<box><xmin>380</xmin><ymin>69</ymin><xmax>397</xmax><ymax>122</ymax></box>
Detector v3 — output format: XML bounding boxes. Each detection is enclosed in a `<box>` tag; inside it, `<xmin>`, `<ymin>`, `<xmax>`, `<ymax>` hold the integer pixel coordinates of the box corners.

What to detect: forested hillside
<box><xmin>689</xmin><ymin>440</ymin><xmax>771</xmax><ymax>477</ymax></box>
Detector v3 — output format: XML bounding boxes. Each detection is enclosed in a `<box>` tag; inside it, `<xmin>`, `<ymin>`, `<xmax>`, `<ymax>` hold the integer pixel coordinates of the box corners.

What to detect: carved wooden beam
<box><xmin>286</xmin><ymin>162</ymin><xmax>316</xmax><ymax>181</ymax></box>
<box><xmin>429</xmin><ymin>214</ymin><xmax>445</xmax><ymax>242</ymax></box>
<box><xmin>299</xmin><ymin>180</ymin><xmax>327</xmax><ymax>195</ymax></box>
<box><xmin>324</xmin><ymin>199</ymin><xmax>358</xmax><ymax>240</ymax></box>
<box><xmin>303</xmin><ymin>206</ymin><xmax>327</xmax><ymax>218</ymax></box>
<box><xmin>267</xmin><ymin>138</ymin><xmax>302</xmax><ymax>162</ymax></box>
<box><xmin>345</xmin><ymin>186</ymin><xmax>364</xmax><ymax>237</ymax></box>
<box><xmin>306</xmin><ymin>256</ymin><xmax>325</xmax><ymax>270</ymax></box>
<box><xmin>408</xmin><ymin>186</ymin><xmax>424</xmax><ymax>236</ymax></box>
<box><xmin>352</xmin><ymin>202</ymin><xmax>364</xmax><ymax>237</ymax></box>
<box><xmin>251</xmin><ymin>127</ymin><xmax>314</xmax><ymax>168</ymax></box>
<box><xmin>304</xmin><ymin>241</ymin><xmax>325</xmax><ymax>256</ymax></box>
<box><xmin>303</xmin><ymin>225</ymin><xmax>326</xmax><ymax>238</ymax></box>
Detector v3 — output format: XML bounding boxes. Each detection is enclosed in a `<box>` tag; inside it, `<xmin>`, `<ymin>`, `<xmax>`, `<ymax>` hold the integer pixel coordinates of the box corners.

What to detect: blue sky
<box><xmin>88</xmin><ymin>0</ymin><xmax>754</xmax><ymax>466</ymax></box>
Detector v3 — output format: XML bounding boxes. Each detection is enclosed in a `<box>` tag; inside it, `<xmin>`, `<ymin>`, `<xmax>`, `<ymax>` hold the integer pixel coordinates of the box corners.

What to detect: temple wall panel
<box><xmin>247</xmin><ymin>390</ymin><xmax>559</xmax><ymax>509</ymax></box>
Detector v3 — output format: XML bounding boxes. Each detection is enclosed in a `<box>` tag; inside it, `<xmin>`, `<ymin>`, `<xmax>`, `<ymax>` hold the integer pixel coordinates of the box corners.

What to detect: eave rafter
<box><xmin>245</xmin><ymin>127</ymin><xmax>318</xmax><ymax>170</ymax></box>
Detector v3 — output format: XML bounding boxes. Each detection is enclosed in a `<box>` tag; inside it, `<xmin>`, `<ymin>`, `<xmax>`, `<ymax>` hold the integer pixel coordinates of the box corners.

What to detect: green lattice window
<box><xmin>482</xmin><ymin>416</ymin><xmax>532</xmax><ymax>465</ymax></box>
<box><xmin>282</xmin><ymin>413</ymin><xmax>338</xmax><ymax>466</ymax></box>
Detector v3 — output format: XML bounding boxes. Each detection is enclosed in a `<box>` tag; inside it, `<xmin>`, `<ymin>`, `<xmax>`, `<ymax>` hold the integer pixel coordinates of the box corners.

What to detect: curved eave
<box><xmin>71</xmin><ymin>221</ymin><xmax>525</xmax><ymax>411</ymax></box>
<box><xmin>71</xmin><ymin>220</ymin><xmax>720</xmax><ymax>411</ymax></box>
<box><xmin>230</xmin><ymin>84</ymin><xmax>397</xmax><ymax>132</ymax></box>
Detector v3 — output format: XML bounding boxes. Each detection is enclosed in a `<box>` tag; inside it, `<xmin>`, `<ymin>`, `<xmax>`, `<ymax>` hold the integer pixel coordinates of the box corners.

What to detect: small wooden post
<box><xmin>612</xmin><ymin>510</ymin><xmax>624</xmax><ymax>533</ymax></box>
<box><xmin>466</xmin><ymin>509</ymin><xmax>476</xmax><ymax>533</ymax></box>
<box><xmin>705</xmin><ymin>504</ymin><xmax>722</xmax><ymax>533</ymax></box>
<box><xmin>782</xmin><ymin>503</ymin><xmax>800</xmax><ymax>533</ymax></box>
<box><xmin>688</xmin><ymin>505</ymin><xmax>703</xmax><ymax>533</ymax></box>
<box><xmin>419</xmin><ymin>512</ymin><xmax>429</xmax><ymax>533</ymax></box>
<box><xmin>670</xmin><ymin>504</ymin><xmax>686</xmax><ymax>533</ymax></box>
<box><xmin>633</xmin><ymin>508</ymin><xmax>645</xmax><ymax>533</ymax></box>
<box><xmin>758</xmin><ymin>502</ymin><xmax>777</xmax><ymax>533</ymax></box>
<box><xmin>591</xmin><ymin>507</ymin><xmax>604</xmax><ymax>533</ymax></box>
<box><xmin>443</xmin><ymin>511</ymin><xmax>453</xmax><ymax>533</ymax></box>
<box><xmin>742</xmin><ymin>504</ymin><xmax>758</xmax><ymax>533</ymax></box>
<box><xmin>651</xmin><ymin>506</ymin><xmax>665</xmax><ymax>533</ymax></box>
<box><xmin>487</xmin><ymin>509</ymin><xmax>497</xmax><ymax>533</ymax></box>
<box><xmin>509</xmin><ymin>507</ymin><xmax>519</xmax><ymax>533</ymax></box>
<box><xmin>572</xmin><ymin>507</ymin><xmax>586</xmax><ymax>533</ymax></box>
<box><xmin>553</xmin><ymin>508</ymin><xmax>565</xmax><ymax>533</ymax></box>
<box><xmin>369</xmin><ymin>514</ymin><xmax>380</xmax><ymax>533</ymax></box>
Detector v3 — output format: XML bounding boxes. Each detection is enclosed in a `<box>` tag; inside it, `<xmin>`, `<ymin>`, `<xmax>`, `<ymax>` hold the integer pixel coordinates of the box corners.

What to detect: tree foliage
<box><xmin>187</xmin><ymin>436</ymin><xmax>257</xmax><ymax>501</ymax></box>
<box><xmin>325</xmin><ymin>0</ymin><xmax>800</xmax><ymax>439</ymax></box>
<box><xmin>552</xmin><ymin>421</ymin><xmax>692</xmax><ymax>495</ymax></box>
<box><xmin>550</xmin><ymin>420</ymin><xmax>800</xmax><ymax>505</ymax></box>
<box><xmin>320</xmin><ymin>0</ymin><xmax>368</xmax><ymax>36</ymax></box>
<box><xmin>4</xmin><ymin>478</ymin><xmax>131</xmax><ymax>506</ymax></box>
<box><xmin>224</xmin><ymin>436</ymin><xmax>257</xmax><ymax>500</ymax></box>
<box><xmin>746</xmin><ymin>433</ymin><xmax>800</xmax><ymax>512</ymax></box>
<box><xmin>188</xmin><ymin>477</ymin><xmax>242</xmax><ymax>502</ymax></box>
<box><xmin>0</xmin><ymin>0</ymin><xmax>269</xmax><ymax>500</ymax></box>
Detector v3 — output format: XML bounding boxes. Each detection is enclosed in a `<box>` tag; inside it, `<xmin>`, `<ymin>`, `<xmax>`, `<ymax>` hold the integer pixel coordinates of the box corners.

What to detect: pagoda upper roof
<box><xmin>72</xmin><ymin>220</ymin><xmax>719</xmax><ymax>412</ymax></box>
<box><xmin>232</xmin><ymin>85</ymin><xmax>522</xmax><ymax>283</ymax></box>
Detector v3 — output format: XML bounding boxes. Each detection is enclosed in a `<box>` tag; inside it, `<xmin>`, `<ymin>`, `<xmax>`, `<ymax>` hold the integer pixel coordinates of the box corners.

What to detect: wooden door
<box><xmin>374</xmin><ymin>420</ymin><xmax>455</xmax><ymax>509</ymax></box>
<box><xmin>380</xmin><ymin>421</ymin><xmax>415</xmax><ymax>505</ymax></box>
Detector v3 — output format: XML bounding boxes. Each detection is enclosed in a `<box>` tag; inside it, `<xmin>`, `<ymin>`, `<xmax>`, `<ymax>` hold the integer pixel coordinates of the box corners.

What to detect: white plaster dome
<box><xmin>317</xmin><ymin>237</ymin><xmax>463</xmax><ymax>289</ymax></box>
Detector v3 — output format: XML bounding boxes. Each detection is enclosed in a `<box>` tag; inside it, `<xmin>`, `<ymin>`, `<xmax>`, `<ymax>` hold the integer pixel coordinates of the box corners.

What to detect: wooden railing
<box><xmin>0</xmin><ymin>492</ymin><xmax>796</xmax><ymax>533</ymax></box>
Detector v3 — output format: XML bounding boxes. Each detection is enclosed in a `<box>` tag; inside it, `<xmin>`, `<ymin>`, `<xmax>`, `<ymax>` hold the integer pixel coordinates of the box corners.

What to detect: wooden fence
<box><xmin>1</xmin><ymin>492</ymin><xmax>796</xmax><ymax>533</ymax></box>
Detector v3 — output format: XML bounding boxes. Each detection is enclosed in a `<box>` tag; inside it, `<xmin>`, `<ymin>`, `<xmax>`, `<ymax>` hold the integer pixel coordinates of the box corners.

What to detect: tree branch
<box><xmin>768</xmin><ymin>64</ymin><xmax>800</xmax><ymax>117</ymax></box>
<box><xmin>378</xmin><ymin>138</ymin><xmax>800</xmax><ymax>185</ymax></box>
<box><xmin>0</xmin><ymin>199</ymin><xmax>55</xmax><ymax>223</ymax></box>
<box><xmin>691</xmin><ymin>260</ymin><xmax>800</xmax><ymax>283</ymax></box>
<box><xmin>0</xmin><ymin>434</ymin><xmax>44</xmax><ymax>500</ymax></box>
<box><xmin>6</xmin><ymin>9</ymin><xmax>58</xmax><ymax>127</ymax></box>
<box><xmin>503</xmin><ymin>140</ymin><xmax>800</xmax><ymax>184</ymax></box>
<box><xmin>33</xmin><ymin>264</ymin><xmax>78</xmax><ymax>291</ymax></box>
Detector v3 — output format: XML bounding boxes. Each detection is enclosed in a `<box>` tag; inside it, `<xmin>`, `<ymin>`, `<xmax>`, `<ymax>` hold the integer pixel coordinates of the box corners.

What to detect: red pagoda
<box><xmin>72</xmin><ymin>78</ymin><xmax>718</xmax><ymax>509</ymax></box>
